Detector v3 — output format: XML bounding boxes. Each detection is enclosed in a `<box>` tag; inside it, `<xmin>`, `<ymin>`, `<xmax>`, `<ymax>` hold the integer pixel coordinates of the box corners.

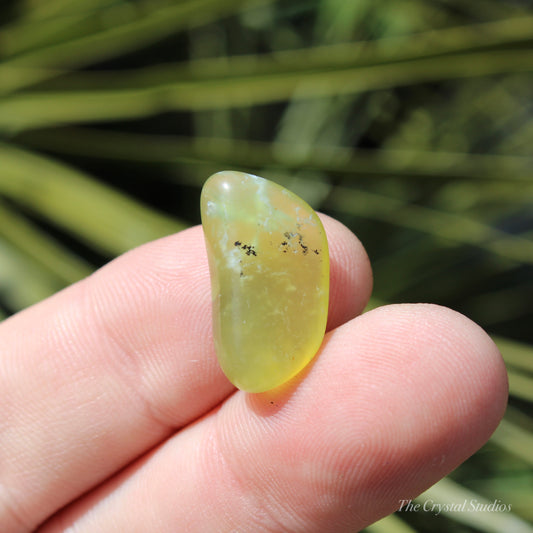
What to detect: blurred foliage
<box><xmin>1</xmin><ymin>0</ymin><xmax>532</xmax><ymax>531</ymax></box>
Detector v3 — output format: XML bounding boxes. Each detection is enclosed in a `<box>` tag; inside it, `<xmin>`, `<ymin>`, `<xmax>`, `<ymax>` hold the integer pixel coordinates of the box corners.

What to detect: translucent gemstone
<box><xmin>200</xmin><ymin>171</ymin><xmax>329</xmax><ymax>392</ymax></box>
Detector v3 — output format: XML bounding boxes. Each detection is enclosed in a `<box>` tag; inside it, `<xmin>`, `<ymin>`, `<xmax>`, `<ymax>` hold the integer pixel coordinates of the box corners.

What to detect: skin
<box><xmin>0</xmin><ymin>214</ymin><xmax>508</xmax><ymax>532</ymax></box>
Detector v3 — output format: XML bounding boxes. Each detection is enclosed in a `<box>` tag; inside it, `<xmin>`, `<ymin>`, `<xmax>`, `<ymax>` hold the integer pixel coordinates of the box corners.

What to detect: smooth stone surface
<box><xmin>201</xmin><ymin>171</ymin><xmax>329</xmax><ymax>392</ymax></box>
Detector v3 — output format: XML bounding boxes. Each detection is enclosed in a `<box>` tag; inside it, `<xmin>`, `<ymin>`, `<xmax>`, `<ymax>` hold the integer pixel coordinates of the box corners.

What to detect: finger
<box><xmin>322</xmin><ymin>214</ymin><xmax>372</xmax><ymax>330</ymax></box>
<box><xmin>0</xmin><ymin>217</ymin><xmax>371</xmax><ymax>532</ymax></box>
<box><xmin>40</xmin><ymin>304</ymin><xmax>508</xmax><ymax>532</ymax></box>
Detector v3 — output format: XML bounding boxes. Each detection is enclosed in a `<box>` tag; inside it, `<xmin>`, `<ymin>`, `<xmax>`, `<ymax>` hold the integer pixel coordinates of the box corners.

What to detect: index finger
<box><xmin>0</xmin><ymin>215</ymin><xmax>372</xmax><ymax>532</ymax></box>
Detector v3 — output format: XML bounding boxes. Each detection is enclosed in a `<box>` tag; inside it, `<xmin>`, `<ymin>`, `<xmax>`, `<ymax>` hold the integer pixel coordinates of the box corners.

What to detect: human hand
<box><xmin>0</xmin><ymin>215</ymin><xmax>507</xmax><ymax>532</ymax></box>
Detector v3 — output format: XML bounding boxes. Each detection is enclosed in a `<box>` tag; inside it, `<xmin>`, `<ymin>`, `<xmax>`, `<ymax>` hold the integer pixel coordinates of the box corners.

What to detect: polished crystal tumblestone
<box><xmin>200</xmin><ymin>171</ymin><xmax>329</xmax><ymax>392</ymax></box>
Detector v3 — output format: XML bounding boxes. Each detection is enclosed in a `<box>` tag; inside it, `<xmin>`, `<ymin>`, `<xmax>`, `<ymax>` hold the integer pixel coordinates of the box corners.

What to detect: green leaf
<box><xmin>415</xmin><ymin>477</ymin><xmax>533</xmax><ymax>533</ymax></box>
<box><xmin>0</xmin><ymin>0</ymin><xmax>276</xmax><ymax>94</ymax></box>
<box><xmin>0</xmin><ymin>142</ymin><xmax>187</xmax><ymax>256</ymax></box>
<box><xmin>0</xmin><ymin>198</ymin><xmax>93</xmax><ymax>283</ymax></box>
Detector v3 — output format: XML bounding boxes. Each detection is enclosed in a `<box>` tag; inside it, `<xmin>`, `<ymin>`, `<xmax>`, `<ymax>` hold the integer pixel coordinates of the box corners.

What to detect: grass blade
<box><xmin>0</xmin><ymin>0</ymin><xmax>275</xmax><ymax>94</ymax></box>
<box><xmin>0</xmin><ymin>142</ymin><xmax>187</xmax><ymax>255</ymax></box>
<box><xmin>364</xmin><ymin>514</ymin><xmax>417</xmax><ymax>533</ymax></box>
<box><xmin>325</xmin><ymin>185</ymin><xmax>533</xmax><ymax>266</ymax></box>
<box><xmin>495</xmin><ymin>337</ymin><xmax>533</xmax><ymax>373</ymax></box>
<box><xmin>2</xmin><ymin>49</ymin><xmax>533</xmax><ymax>131</ymax></box>
<box><xmin>0</xmin><ymin>199</ymin><xmax>93</xmax><ymax>283</ymax></box>
<box><xmin>14</xmin><ymin>128</ymin><xmax>533</xmax><ymax>184</ymax></box>
<box><xmin>491</xmin><ymin>410</ymin><xmax>533</xmax><ymax>468</ymax></box>
<box><xmin>415</xmin><ymin>477</ymin><xmax>533</xmax><ymax>533</ymax></box>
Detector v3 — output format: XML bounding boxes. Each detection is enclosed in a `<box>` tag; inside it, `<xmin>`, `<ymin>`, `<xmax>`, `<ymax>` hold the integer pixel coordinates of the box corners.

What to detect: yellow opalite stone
<box><xmin>201</xmin><ymin>171</ymin><xmax>329</xmax><ymax>392</ymax></box>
